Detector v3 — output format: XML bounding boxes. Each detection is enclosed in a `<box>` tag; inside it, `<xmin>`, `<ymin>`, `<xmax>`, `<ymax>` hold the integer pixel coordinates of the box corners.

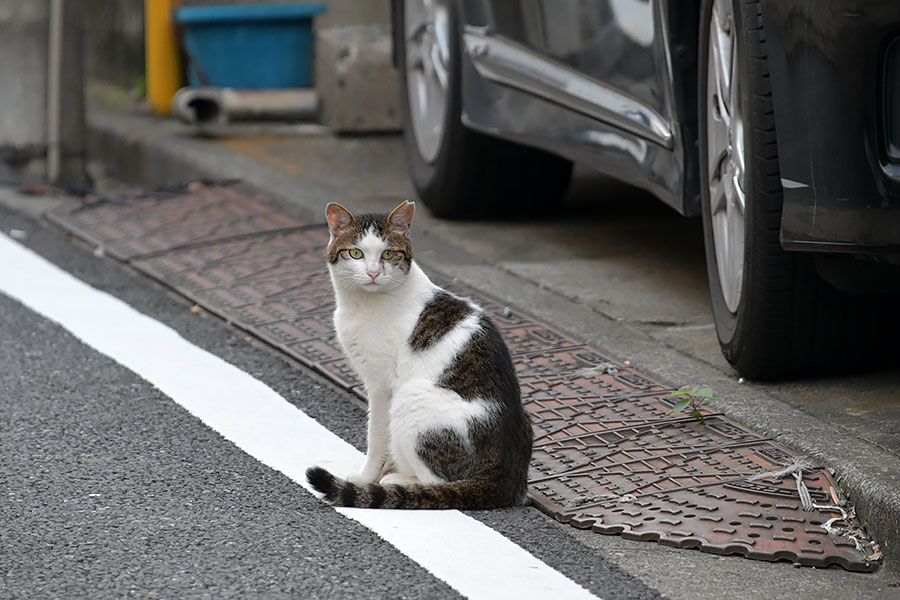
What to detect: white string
<box><xmin>793</xmin><ymin>470</ymin><xmax>815</xmax><ymax>511</ymax></box>
<box><xmin>746</xmin><ymin>460</ymin><xmax>881</xmax><ymax>560</ymax></box>
<box><xmin>746</xmin><ymin>459</ymin><xmax>816</xmax><ymax>510</ymax></box>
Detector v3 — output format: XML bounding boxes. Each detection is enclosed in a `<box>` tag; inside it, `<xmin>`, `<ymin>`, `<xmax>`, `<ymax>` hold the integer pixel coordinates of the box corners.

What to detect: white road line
<box><xmin>0</xmin><ymin>233</ymin><xmax>600</xmax><ymax>600</ymax></box>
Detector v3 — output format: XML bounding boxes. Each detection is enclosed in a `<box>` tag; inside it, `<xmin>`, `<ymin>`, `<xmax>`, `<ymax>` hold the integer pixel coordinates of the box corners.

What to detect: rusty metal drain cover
<box><xmin>46</xmin><ymin>181</ymin><xmax>314</xmax><ymax>260</ymax></box>
<box><xmin>47</xmin><ymin>184</ymin><xmax>881</xmax><ymax>571</ymax></box>
<box><xmin>132</xmin><ymin>227</ymin><xmax>358</xmax><ymax>382</ymax></box>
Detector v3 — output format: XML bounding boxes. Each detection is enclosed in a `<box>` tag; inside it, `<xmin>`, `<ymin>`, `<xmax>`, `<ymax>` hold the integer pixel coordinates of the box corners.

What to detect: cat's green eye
<box><xmin>381</xmin><ymin>249</ymin><xmax>395</xmax><ymax>260</ymax></box>
<box><xmin>347</xmin><ymin>248</ymin><xmax>363</xmax><ymax>259</ymax></box>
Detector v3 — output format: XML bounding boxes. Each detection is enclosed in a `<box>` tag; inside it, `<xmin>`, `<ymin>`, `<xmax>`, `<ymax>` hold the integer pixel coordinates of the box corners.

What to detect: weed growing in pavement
<box><xmin>667</xmin><ymin>386</ymin><xmax>722</xmax><ymax>424</ymax></box>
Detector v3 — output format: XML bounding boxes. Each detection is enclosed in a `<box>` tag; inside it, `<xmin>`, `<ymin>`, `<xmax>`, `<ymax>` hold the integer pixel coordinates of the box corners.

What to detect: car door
<box><xmin>474</xmin><ymin>0</ymin><xmax>675</xmax><ymax>148</ymax></box>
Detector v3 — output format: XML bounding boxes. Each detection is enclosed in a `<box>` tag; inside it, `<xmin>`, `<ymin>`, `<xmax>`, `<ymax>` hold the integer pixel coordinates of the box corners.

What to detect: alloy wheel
<box><xmin>706</xmin><ymin>0</ymin><xmax>747</xmax><ymax>313</ymax></box>
<box><xmin>404</xmin><ymin>0</ymin><xmax>451</xmax><ymax>164</ymax></box>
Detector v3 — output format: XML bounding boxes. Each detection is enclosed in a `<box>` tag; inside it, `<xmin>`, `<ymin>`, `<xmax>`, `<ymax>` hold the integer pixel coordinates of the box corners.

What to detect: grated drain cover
<box><xmin>48</xmin><ymin>185</ymin><xmax>881</xmax><ymax>571</ymax></box>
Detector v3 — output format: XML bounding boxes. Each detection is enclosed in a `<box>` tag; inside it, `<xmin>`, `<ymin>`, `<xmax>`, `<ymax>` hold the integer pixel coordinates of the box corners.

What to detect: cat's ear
<box><xmin>326</xmin><ymin>202</ymin><xmax>356</xmax><ymax>237</ymax></box>
<box><xmin>387</xmin><ymin>200</ymin><xmax>415</xmax><ymax>237</ymax></box>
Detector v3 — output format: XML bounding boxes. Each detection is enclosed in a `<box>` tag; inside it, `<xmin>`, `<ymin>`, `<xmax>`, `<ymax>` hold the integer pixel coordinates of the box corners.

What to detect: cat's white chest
<box><xmin>331</xmin><ymin>262</ymin><xmax>436</xmax><ymax>391</ymax></box>
<box><xmin>333</xmin><ymin>302</ymin><xmax>417</xmax><ymax>386</ymax></box>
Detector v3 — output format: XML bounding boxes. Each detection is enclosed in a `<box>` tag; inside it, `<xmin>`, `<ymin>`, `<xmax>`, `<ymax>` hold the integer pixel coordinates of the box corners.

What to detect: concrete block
<box><xmin>316</xmin><ymin>24</ymin><xmax>401</xmax><ymax>133</ymax></box>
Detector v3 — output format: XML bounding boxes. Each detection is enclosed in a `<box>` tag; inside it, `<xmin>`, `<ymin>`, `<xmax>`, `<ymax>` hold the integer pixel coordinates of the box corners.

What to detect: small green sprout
<box><xmin>667</xmin><ymin>386</ymin><xmax>721</xmax><ymax>423</ymax></box>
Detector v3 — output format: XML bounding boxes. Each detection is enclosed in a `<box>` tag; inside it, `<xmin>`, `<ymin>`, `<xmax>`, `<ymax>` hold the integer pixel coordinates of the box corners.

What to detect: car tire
<box><xmin>397</xmin><ymin>0</ymin><xmax>572</xmax><ymax>219</ymax></box>
<box><xmin>698</xmin><ymin>0</ymin><xmax>877</xmax><ymax>379</ymax></box>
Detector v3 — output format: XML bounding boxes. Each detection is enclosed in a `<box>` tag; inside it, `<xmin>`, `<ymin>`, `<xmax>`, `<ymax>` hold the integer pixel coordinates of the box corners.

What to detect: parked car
<box><xmin>391</xmin><ymin>0</ymin><xmax>900</xmax><ymax>379</ymax></box>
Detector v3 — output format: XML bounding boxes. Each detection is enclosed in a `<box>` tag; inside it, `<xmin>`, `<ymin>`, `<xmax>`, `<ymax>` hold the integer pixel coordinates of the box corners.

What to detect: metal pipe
<box><xmin>46</xmin><ymin>0</ymin><xmax>64</xmax><ymax>181</ymax></box>
<box><xmin>171</xmin><ymin>87</ymin><xmax>319</xmax><ymax>126</ymax></box>
<box><xmin>145</xmin><ymin>0</ymin><xmax>180</xmax><ymax>116</ymax></box>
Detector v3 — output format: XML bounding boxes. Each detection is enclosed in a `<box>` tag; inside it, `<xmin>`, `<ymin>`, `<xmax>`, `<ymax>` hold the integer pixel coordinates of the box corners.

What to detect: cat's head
<box><xmin>325</xmin><ymin>200</ymin><xmax>415</xmax><ymax>293</ymax></box>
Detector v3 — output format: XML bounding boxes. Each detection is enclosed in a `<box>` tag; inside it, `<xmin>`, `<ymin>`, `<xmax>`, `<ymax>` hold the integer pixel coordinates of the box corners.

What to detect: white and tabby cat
<box><xmin>306</xmin><ymin>200</ymin><xmax>533</xmax><ymax>509</ymax></box>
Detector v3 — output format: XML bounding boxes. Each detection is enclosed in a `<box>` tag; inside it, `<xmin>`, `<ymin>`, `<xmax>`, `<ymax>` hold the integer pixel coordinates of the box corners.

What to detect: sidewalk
<box><xmin>34</xmin><ymin>101</ymin><xmax>900</xmax><ymax>568</ymax></box>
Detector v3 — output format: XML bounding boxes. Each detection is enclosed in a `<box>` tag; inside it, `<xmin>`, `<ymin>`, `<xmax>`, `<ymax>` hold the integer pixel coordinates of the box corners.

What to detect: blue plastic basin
<box><xmin>174</xmin><ymin>3</ymin><xmax>326</xmax><ymax>89</ymax></box>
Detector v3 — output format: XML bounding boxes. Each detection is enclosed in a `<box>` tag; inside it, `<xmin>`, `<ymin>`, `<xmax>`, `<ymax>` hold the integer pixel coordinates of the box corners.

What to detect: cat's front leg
<box><xmin>346</xmin><ymin>385</ymin><xmax>391</xmax><ymax>485</ymax></box>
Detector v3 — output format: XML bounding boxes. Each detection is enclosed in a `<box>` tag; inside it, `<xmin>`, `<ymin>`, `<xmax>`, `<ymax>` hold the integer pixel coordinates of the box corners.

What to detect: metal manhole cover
<box><xmin>47</xmin><ymin>185</ymin><xmax>881</xmax><ymax>572</ymax></box>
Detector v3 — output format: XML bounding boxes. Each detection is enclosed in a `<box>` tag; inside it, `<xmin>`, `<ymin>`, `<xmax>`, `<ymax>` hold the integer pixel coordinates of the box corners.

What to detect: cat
<box><xmin>306</xmin><ymin>200</ymin><xmax>533</xmax><ymax>509</ymax></box>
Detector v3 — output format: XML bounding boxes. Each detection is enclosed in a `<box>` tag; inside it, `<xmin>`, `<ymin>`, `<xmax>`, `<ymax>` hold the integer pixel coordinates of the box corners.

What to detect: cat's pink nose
<box><xmin>367</xmin><ymin>271</ymin><xmax>380</xmax><ymax>282</ymax></box>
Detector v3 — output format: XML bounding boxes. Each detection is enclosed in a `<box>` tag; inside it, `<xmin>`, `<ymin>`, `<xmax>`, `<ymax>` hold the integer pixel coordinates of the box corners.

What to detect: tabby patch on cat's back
<box><xmin>307</xmin><ymin>200</ymin><xmax>533</xmax><ymax>510</ymax></box>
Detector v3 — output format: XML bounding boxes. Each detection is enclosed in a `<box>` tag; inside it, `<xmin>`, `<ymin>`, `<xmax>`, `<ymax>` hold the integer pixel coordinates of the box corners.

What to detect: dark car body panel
<box><xmin>760</xmin><ymin>0</ymin><xmax>900</xmax><ymax>254</ymax></box>
<box><xmin>478</xmin><ymin>1</ymin><xmax>670</xmax><ymax>121</ymax></box>
<box><xmin>393</xmin><ymin>0</ymin><xmax>900</xmax><ymax>254</ymax></box>
<box><xmin>461</xmin><ymin>0</ymin><xmax>712</xmax><ymax>215</ymax></box>
<box><xmin>456</xmin><ymin>0</ymin><xmax>702</xmax><ymax>216</ymax></box>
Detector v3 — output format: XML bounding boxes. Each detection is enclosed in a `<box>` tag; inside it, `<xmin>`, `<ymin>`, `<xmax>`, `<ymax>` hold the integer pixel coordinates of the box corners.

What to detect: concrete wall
<box><xmin>0</xmin><ymin>0</ymin><xmax>84</xmax><ymax>180</ymax></box>
<box><xmin>81</xmin><ymin>0</ymin><xmax>145</xmax><ymax>88</ymax></box>
<box><xmin>80</xmin><ymin>0</ymin><xmax>390</xmax><ymax>88</ymax></box>
<box><xmin>0</xmin><ymin>2</ymin><xmax>50</xmax><ymax>160</ymax></box>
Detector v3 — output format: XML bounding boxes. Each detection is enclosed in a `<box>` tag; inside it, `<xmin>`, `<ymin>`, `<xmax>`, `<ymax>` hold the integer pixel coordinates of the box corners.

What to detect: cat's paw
<box><xmin>345</xmin><ymin>470</ymin><xmax>379</xmax><ymax>486</ymax></box>
<box><xmin>380</xmin><ymin>473</ymin><xmax>419</xmax><ymax>486</ymax></box>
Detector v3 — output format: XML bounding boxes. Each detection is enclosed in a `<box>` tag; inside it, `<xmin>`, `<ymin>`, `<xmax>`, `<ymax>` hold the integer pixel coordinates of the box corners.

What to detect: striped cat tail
<box><xmin>305</xmin><ymin>466</ymin><xmax>518</xmax><ymax>509</ymax></box>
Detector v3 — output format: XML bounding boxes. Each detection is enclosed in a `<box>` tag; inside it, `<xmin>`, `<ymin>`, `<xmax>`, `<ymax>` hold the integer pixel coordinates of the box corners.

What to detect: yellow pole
<box><xmin>145</xmin><ymin>0</ymin><xmax>181</xmax><ymax>115</ymax></box>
